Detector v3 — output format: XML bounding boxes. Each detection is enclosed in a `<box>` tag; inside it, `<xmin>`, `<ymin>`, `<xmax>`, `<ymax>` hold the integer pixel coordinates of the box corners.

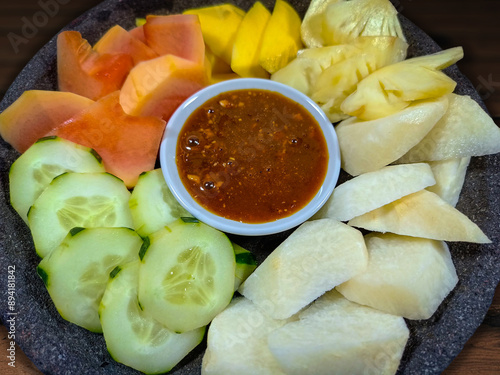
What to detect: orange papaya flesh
<box><xmin>47</xmin><ymin>91</ymin><xmax>166</xmax><ymax>187</ymax></box>
<box><xmin>93</xmin><ymin>25</ymin><xmax>158</xmax><ymax>65</ymax></box>
<box><xmin>143</xmin><ymin>14</ymin><xmax>206</xmax><ymax>65</ymax></box>
<box><xmin>0</xmin><ymin>90</ymin><xmax>94</xmax><ymax>153</ymax></box>
<box><xmin>57</xmin><ymin>30</ymin><xmax>134</xmax><ymax>100</ymax></box>
<box><xmin>120</xmin><ymin>54</ymin><xmax>209</xmax><ymax>122</ymax></box>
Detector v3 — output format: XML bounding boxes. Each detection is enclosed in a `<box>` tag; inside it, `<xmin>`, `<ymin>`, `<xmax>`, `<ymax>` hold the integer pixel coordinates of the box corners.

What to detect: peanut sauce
<box><xmin>176</xmin><ymin>89</ymin><xmax>329</xmax><ymax>224</ymax></box>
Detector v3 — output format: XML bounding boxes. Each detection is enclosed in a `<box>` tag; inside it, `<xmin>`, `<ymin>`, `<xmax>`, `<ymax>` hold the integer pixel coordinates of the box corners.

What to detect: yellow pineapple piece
<box><xmin>301</xmin><ymin>0</ymin><xmax>342</xmax><ymax>48</ymax></box>
<box><xmin>341</xmin><ymin>47</ymin><xmax>464</xmax><ymax>120</ymax></box>
<box><xmin>231</xmin><ymin>1</ymin><xmax>271</xmax><ymax>78</ymax></box>
<box><xmin>184</xmin><ymin>4</ymin><xmax>246</xmax><ymax>65</ymax></box>
<box><xmin>311</xmin><ymin>36</ymin><xmax>408</xmax><ymax>122</ymax></box>
<box><xmin>322</xmin><ymin>0</ymin><xmax>406</xmax><ymax>45</ymax></box>
<box><xmin>259</xmin><ymin>0</ymin><xmax>303</xmax><ymax>74</ymax></box>
<box><xmin>271</xmin><ymin>44</ymin><xmax>361</xmax><ymax>96</ymax></box>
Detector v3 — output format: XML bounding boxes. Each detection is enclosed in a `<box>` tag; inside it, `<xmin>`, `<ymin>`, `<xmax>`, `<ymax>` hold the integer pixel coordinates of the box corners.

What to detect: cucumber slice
<box><xmin>129</xmin><ymin>169</ymin><xmax>192</xmax><ymax>237</ymax></box>
<box><xmin>28</xmin><ymin>172</ymin><xmax>134</xmax><ymax>258</ymax></box>
<box><xmin>37</xmin><ymin>227</ymin><xmax>143</xmax><ymax>332</ymax></box>
<box><xmin>9</xmin><ymin>136</ymin><xmax>104</xmax><ymax>224</ymax></box>
<box><xmin>138</xmin><ymin>218</ymin><xmax>235</xmax><ymax>333</ymax></box>
<box><xmin>99</xmin><ymin>261</ymin><xmax>205</xmax><ymax>374</ymax></box>
<box><xmin>233</xmin><ymin>243</ymin><xmax>257</xmax><ymax>291</ymax></box>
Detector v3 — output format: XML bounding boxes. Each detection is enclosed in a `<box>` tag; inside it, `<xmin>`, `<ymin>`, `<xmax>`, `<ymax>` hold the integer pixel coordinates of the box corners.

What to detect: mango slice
<box><xmin>231</xmin><ymin>1</ymin><xmax>271</xmax><ymax>78</ymax></box>
<box><xmin>184</xmin><ymin>4</ymin><xmax>245</xmax><ymax>65</ymax></box>
<box><xmin>259</xmin><ymin>0</ymin><xmax>303</xmax><ymax>74</ymax></box>
<box><xmin>205</xmin><ymin>46</ymin><xmax>232</xmax><ymax>75</ymax></box>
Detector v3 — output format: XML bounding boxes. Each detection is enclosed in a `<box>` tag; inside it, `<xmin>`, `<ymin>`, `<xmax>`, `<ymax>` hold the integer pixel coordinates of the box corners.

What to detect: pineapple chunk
<box><xmin>336</xmin><ymin>96</ymin><xmax>448</xmax><ymax>176</ymax></box>
<box><xmin>238</xmin><ymin>219</ymin><xmax>368</xmax><ymax>320</ymax></box>
<box><xmin>311</xmin><ymin>36</ymin><xmax>408</xmax><ymax>122</ymax></box>
<box><xmin>231</xmin><ymin>1</ymin><xmax>271</xmax><ymax>78</ymax></box>
<box><xmin>426</xmin><ymin>157</ymin><xmax>471</xmax><ymax>207</ymax></box>
<box><xmin>348</xmin><ymin>189</ymin><xmax>491</xmax><ymax>243</ymax></box>
<box><xmin>271</xmin><ymin>44</ymin><xmax>361</xmax><ymax>96</ymax></box>
<box><xmin>312</xmin><ymin>163</ymin><xmax>436</xmax><ymax>222</ymax></box>
<box><xmin>341</xmin><ymin>47</ymin><xmax>463</xmax><ymax>120</ymax></box>
<box><xmin>337</xmin><ymin>233</ymin><xmax>458</xmax><ymax>320</ymax></box>
<box><xmin>397</xmin><ymin>93</ymin><xmax>500</xmax><ymax>163</ymax></box>
<box><xmin>300</xmin><ymin>0</ymin><xmax>342</xmax><ymax>48</ymax></box>
<box><xmin>322</xmin><ymin>0</ymin><xmax>406</xmax><ymax>45</ymax></box>
<box><xmin>259</xmin><ymin>0</ymin><xmax>303</xmax><ymax>74</ymax></box>
<box><xmin>184</xmin><ymin>4</ymin><xmax>245</xmax><ymax>64</ymax></box>
<box><xmin>267</xmin><ymin>290</ymin><xmax>409</xmax><ymax>375</ymax></box>
<box><xmin>202</xmin><ymin>297</ymin><xmax>288</xmax><ymax>375</ymax></box>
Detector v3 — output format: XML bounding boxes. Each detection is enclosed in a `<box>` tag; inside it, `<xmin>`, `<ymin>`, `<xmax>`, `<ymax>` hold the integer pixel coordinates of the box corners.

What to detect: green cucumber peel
<box><xmin>37</xmin><ymin>266</ymin><xmax>49</xmax><ymax>287</ymax></box>
<box><xmin>181</xmin><ymin>217</ymin><xmax>199</xmax><ymax>223</ymax></box>
<box><xmin>235</xmin><ymin>252</ymin><xmax>257</xmax><ymax>266</ymax></box>
<box><xmin>139</xmin><ymin>237</ymin><xmax>150</xmax><ymax>261</ymax></box>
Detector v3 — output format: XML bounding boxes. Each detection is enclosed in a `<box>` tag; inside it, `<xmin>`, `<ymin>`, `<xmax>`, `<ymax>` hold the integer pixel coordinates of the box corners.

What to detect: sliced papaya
<box><xmin>0</xmin><ymin>90</ymin><xmax>94</xmax><ymax>153</ymax></box>
<box><xmin>119</xmin><ymin>54</ymin><xmax>209</xmax><ymax>122</ymax></box>
<box><xmin>129</xmin><ymin>25</ymin><xmax>146</xmax><ymax>43</ymax></box>
<box><xmin>231</xmin><ymin>1</ymin><xmax>271</xmax><ymax>78</ymax></box>
<box><xmin>93</xmin><ymin>25</ymin><xmax>158</xmax><ymax>65</ymax></box>
<box><xmin>57</xmin><ymin>31</ymin><xmax>134</xmax><ymax>100</ymax></box>
<box><xmin>184</xmin><ymin>4</ymin><xmax>246</xmax><ymax>65</ymax></box>
<box><xmin>46</xmin><ymin>91</ymin><xmax>166</xmax><ymax>187</ymax></box>
<box><xmin>143</xmin><ymin>14</ymin><xmax>205</xmax><ymax>65</ymax></box>
<box><xmin>259</xmin><ymin>0</ymin><xmax>303</xmax><ymax>74</ymax></box>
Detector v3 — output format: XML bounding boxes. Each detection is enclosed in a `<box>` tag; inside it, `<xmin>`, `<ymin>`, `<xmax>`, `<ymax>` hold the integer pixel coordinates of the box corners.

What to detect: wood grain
<box><xmin>0</xmin><ymin>0</ymin><xmax>499</xmax><ymax>374</ymax></box>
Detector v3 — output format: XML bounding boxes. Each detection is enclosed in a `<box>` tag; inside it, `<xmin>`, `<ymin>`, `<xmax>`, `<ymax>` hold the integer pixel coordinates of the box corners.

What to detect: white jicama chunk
<box><xmin>312</xmin><ymin>163</ymin><xmax>436</xmax><ymax>222</ymax></box>
<box><xmin>336</xmin><ymin>96</ymin><xmax>448</xmax><ymax>176</ymax></box>
<box><xmin>336</xmin><ymin>233</ymin><xmax>458</xmax><ymax>320</ymax></box>
<box><xmin>267</xmin><ymin>290</ymin><xmax>409</xmax><ymax>375</ymax></box>
<box><xmin>397</xmin><ymin>94</ymin><xmax>500</xmax><ymax>163</ymax></box>
<box><xmin>238</xmin><ymin>219</ymin><xmax>368</xmax><ymax>320</ymax></box>
<box><xmin>425</xmin><ymin>157</ymin><xmax>471</xmax><ymax>207</ymax></box>
<box><xmin>202</xmin><ymin>297</ymin><xmax>288</xmax><ymax>375</ymax></box>
<box><xmin>348</xmin><ymin>189</ymin><xmax>491</xmax><ymax>243</ymax></box>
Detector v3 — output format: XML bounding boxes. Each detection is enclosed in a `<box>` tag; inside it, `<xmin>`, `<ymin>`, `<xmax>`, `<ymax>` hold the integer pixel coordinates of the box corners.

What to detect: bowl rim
<box><xmin>159</xmin><ymin>77</ymin><xmax>341</xmax><ymax>236</ymax></box>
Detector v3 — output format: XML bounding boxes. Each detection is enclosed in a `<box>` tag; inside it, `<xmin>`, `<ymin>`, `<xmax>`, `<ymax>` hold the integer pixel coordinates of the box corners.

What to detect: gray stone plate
<box><xmin>0</xmin><ymin>0</ymin><xmax>498</xmax><ymax>374</ymax></box>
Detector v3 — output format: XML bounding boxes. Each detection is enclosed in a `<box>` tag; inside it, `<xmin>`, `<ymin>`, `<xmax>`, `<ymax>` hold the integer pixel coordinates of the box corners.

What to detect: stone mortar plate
<box><xmin>0</xmin><ymin>0</ymin><xmax>499</xmax><ymax>374</ymax></box>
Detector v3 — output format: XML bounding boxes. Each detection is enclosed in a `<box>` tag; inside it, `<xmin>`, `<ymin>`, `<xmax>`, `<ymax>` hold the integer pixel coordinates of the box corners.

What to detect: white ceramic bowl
<box><xmin>159</xmin><ymin>78</ymin><xmax>341</xmax><ymax>236</ymax></box>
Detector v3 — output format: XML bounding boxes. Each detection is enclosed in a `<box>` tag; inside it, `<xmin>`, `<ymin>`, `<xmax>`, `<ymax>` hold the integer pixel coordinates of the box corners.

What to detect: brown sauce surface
<box><xmin>176</xmin><ymin>89</ymin><xmax>329</xmax><ymax>223</ymax></box>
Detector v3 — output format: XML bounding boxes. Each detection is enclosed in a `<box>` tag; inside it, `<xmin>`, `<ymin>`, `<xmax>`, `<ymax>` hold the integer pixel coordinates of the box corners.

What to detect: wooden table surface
<box><xmin>0</xmin><ymin>0</ymin><xmax>499</xmax><ymax>374</ymax></box>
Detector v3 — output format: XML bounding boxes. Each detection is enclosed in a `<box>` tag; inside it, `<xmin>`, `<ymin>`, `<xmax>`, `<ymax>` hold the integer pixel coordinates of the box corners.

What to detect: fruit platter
<box><xmin>0</xmin><ymin>0</ymin><xmax>499</xmax><ymax>374</ymax></box>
